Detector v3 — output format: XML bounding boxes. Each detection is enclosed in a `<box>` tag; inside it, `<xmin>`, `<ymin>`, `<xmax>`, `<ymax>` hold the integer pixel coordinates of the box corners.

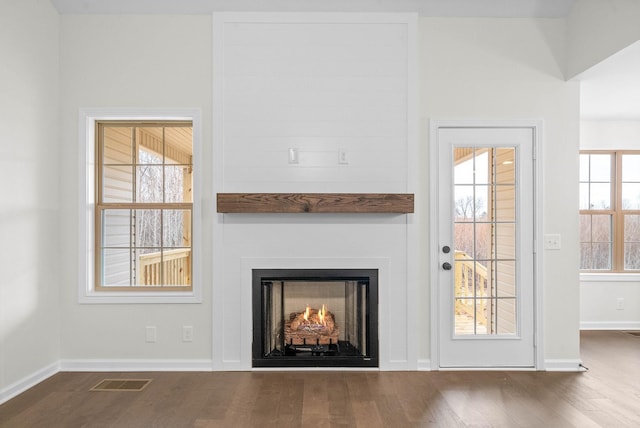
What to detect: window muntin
<box><xmin>580</xmin><ymin>151</ymin><xmax>640</xmax><ymax>272</ymax></box>
<box><xmin>96</xmin><ymin>121</ymin><xmax>193</xmax><ymax>290</ymax></box>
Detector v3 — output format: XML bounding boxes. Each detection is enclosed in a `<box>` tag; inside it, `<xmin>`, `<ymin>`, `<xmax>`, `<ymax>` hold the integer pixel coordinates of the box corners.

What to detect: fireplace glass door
<box><xmin>252</xmin><ymin>269</ymin><xmax>378</xmax><ymax>368</ymax></box>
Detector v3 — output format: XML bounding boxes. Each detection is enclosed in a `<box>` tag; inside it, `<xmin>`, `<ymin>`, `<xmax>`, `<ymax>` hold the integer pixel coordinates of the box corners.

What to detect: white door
<box><xmin>436</xmin><ymin>127</ymin><xmax>536</xmax><ymax>368</ymax></box>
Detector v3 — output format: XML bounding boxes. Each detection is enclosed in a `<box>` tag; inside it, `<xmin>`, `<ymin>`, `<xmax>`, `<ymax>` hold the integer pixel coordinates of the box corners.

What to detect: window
<box><xmin>79</xmin><ymin>109</ymin><xmax>201</xmax><ymax>303</ymax></box>
<box><xmin>580</xmin><ymin>151</ymin><xmax>640</xmax><ymax>272</ymax></box>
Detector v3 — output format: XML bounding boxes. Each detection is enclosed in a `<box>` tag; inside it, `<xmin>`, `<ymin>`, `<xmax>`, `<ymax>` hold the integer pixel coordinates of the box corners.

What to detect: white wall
<box><xmin>579</xmin><ymin>120</ymin><xmax>640</xmax><ymax>329</ymax></box>
<box><xmin>419</xmin><ymin>18</ymin><xmax>581</xmax><ymax>365</ymax></box>
<box><xmin>566</xmin><ymin>0</ymin><xmax>640</xmax><ymax>78</ymax></box>
<box><xmin>53</xmin><ymin>14</ymin><xmax>582</xmax><ymax>371</ymax></box>
<box><xmin>0</xmin><ymin>0</ymin><xmax>61</xmax><ymax>401</ymax></box>
<box><xmin>58</xmin><ymin>15</ymin><xmax>213</xmax><ymax>365</ymax></box>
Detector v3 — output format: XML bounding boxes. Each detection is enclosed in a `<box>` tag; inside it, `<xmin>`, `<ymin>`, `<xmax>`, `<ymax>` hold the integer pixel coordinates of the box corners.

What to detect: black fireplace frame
<box><xmin>252</xmin><ymin>268</ymin><xmax>379</xmax><ymax>368</ymax></box>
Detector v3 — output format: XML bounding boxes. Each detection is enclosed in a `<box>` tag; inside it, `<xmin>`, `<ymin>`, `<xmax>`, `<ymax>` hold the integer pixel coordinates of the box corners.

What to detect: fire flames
<box><xmin>299</xmin><ymin>304</ymin><xmax>328</xmax><ymax>328</ymax></box>
<box><xmin>287</xmin><ymin>303</ymin><xmax>338</xmax><ymax>344</ymax></box>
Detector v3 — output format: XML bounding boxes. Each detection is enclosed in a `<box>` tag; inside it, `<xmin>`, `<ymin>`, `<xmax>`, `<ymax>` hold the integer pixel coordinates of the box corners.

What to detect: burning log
<box><xmin>285</xmin><ymin>305</ymin><xmax>339</xmax><ymax>345</ymax></box>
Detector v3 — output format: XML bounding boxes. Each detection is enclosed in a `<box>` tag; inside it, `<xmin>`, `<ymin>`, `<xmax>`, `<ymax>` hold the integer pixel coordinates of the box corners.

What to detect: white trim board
<box><xmin>580</xmin><ymin>322</ymin><xmax>640</xmax><ymax>330</ymax></box>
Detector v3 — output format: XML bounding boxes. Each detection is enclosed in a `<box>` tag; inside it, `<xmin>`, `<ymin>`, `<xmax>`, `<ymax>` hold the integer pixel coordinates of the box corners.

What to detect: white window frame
<box><xmin>78</xmin><ymin>108</ymin><xmax>202</xmax><ymax>304</ymax></box>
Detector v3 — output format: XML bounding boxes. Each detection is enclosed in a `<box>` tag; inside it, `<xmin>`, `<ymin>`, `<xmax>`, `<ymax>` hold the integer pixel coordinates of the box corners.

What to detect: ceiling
<box><xmin>49</xmin><ymin>0</ymin><xmax>575</xmax><ymax>17</ymax></box>
<box><xmin>49</xmin><ymin>0</ymin><xmax>640</xmax><ymax>120</ymax></box>
<box><xmin>577</xmin><ymin>41</ymin><xmax>640</xmax><ymax>120</ymax></box>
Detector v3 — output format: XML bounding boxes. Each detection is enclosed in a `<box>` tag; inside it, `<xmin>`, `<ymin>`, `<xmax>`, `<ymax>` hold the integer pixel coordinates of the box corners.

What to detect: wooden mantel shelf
<box><xmin>216</xmin><ymin>193</ymin><xmax>414</xmax><ymax>214</ymax></box>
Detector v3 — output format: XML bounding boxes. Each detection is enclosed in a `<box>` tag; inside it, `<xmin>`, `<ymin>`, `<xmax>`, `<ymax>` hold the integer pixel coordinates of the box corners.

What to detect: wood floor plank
<box><xmin>1</xmin><ymin>331</ymin><xmax>639</xmax><ymax>428</ymax></box>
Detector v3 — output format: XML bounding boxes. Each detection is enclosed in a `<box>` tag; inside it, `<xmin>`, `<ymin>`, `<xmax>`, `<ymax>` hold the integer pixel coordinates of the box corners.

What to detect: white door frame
<box><xmin>429</xmin><ymin>119</ymin><xmax>544</xmax><ymax>370</ymax></box>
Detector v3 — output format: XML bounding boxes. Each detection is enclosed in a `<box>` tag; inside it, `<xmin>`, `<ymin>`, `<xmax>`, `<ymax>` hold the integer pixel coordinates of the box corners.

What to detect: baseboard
<box><xmin>544</xmin><ymin>359</ymin><xmax>586</xmax><ymax>372</ymax></box>
<box><xmin>0</xmin><ymin>362</ymin><xmax>59</xmax><ymax>405</ymax></box>
<box><xmin>59</xmin><ymin>359</ymin><xmax>214</xmax><ymax>372</ymax></box>
<box><xmin>417</xmin><ymin>359</ymin><xmax>432</xmax><ymax>371</ymax></box>
<box><xmin>580</xmin><ymin>321</ymin><xmax>640</xmax><ymax>330</ymax></box>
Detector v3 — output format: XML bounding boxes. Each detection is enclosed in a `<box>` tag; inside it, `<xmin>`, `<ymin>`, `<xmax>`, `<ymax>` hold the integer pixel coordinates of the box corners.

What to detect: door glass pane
<box><xmin>496</xmin><ymin>298</ymin><xmax>517</xmax><ymax>335</ymax></box>
<box><xmin>494</xmin><ymin>260</ymin><xmax>516</xmax><ymax>297</ymax></box>
<box><xmin>453</xmin><ymin>147</ymin><xmax>517</xmax><ymax>336</ymax></box>
<box><xmin>495</xmin><ymin>185</ymin><xmax>515</xmax><ymax>221</ymax></box>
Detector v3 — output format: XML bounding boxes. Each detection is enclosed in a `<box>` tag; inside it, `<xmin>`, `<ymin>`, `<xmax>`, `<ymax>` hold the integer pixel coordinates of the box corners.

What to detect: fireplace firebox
<box><xmin>252</xmin><ymin>269</ymin><xmax>378</xmax><ymax>368</ymax></box>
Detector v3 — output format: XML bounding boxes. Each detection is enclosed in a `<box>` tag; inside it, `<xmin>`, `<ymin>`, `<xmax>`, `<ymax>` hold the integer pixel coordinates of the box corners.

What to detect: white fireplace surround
<box><xmin>239</xmin><ymin>258</ymin><xmax>390</xmax><ymax>370</ymax></box>
<box><xmin>212</xmin><ymin>13</ymin><xmax>418</xmax><ymax>370</ymax></box>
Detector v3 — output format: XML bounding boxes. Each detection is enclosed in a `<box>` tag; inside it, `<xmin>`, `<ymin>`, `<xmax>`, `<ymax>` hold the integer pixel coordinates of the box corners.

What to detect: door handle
<box><xmin>442</xmin><ymin>262</ymin><xmax>452</xmax><ymax>271</ymax></box>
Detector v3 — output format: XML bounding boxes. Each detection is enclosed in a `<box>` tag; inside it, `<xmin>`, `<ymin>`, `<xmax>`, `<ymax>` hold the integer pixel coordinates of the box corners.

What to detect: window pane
<box><xmin>138</xmin><ymin>145</ymin><xmax>162</xmax><ymax>165</ymax></box>
<box><xmin>624</xmin><ymin>215</ymin><xmax>640</xmax><ymax>242</ymax></box>
<box><xmin>162</xmin><ymin>248</ymin><xmax>192</xmax><ymax>286</ymax></box>
<box><xmin>163</xmin><ymin>209</ymin><xmax>190</xmax><ymax>248</ymax></box>
<box><xmin>102</xmin><ymin>209</ymin><xmax>131</xmax><ymax>248</ymax></box>
<box><xmin>165</xmin><ymin>127</ymin><xmax>193</xmax><ymax>162</ymax></box>
<box><xmin>579</xmin><ymin>183</ymin><xmax>590</xmax><ymax>210</ymax></box>
<box><xmin>135</xmin><ymin>209</ymin><xmax>161</xmax><ymax>249</ymax></box>
<box><xmin>622</xmin><ymin>154</ymin><xmax>640</xmax><ymax>181</ymax></box>
<box><xmin>103</xmin><ymin>127</ymin><xmax>133</xmax><ymax>164</ymax></box>
<box><xmin>102</xmin><ymin>165</ymin><xmax>133</xmax><ymax>203</ymax></box>
<box><xmin>137</xmin><ymin>127</ymin><xmax>164</xmax><ymax>162</ymax></box>
<box><xmin>589</xmin><ymin>183</ymin><xmax>611</xmax><ymax>209</ymax></box>
<box><xmin>102</xmin><ymin>248</ymin><xmax>132</xmax><ymax>286</ymax></box>
<box><xmin>592</xmin><ymin>215</ymin><xmax>612</xmax><ymax>242</ymax></box>
<box><xmin>579</xmin><ymin>154</ymin><xmax>589</xmax><ymax>182</ymax></box>
<box><xmin>589</xmin><ymin>154</ymin><xmax>611</xmax><ymax>182</ymax></box>
<box><xmin>136</xmin><ymin>165</ymin><xmax>164</xmax><ymax>203</ymax></box>
<box><xmin>579</xmin><ymin>215</ymin><xmax>592</xmax><ymax>242</ymax></box>
<box><xmin>621</xmin><ymin>183</ymin><xmax>640</xmax><ymax>210</ymax></box>
<box><xmin>138</xmin><ymin>248</ymin><xmax>162</xmax><ymax>285</ymax></box>
<box><xmin>580</xmin><ymin>243</ymin><xmax>593</xmax><ymax>270</ymax></box>
<box><xmin>624</xmin><ymin>244</ymin><xmax>640</xmax><ymax>270</ymax></box>
<box><xmin>164</xmin><ymin>165</ymin><xmax>190</xmax><ymax>202</ymax></box>
<box><xmin>591</xmin><ymin>243</ymin><xmax>612</xmax><ymax>270</ymax></box>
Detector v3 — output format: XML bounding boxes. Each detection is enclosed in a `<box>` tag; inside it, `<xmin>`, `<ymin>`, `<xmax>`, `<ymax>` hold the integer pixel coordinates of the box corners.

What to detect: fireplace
<box><xmin>252</xmin><ymin>269</ymin><xmax>378</xmax><ymax>368</ymax></box>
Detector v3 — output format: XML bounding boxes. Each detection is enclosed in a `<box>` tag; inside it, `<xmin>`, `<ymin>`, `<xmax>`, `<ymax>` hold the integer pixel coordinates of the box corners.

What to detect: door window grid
<box><xmin>453</xmin><ymin>147</ymin><xmax>517</xmax><ymax>336</ymax></box>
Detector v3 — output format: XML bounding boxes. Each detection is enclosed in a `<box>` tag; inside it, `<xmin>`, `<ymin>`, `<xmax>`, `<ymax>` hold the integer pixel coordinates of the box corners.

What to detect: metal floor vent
<box><xmin>91</xmin><ymin>379</ymin><xmax>152</xmax><ymax>392</ymax></box>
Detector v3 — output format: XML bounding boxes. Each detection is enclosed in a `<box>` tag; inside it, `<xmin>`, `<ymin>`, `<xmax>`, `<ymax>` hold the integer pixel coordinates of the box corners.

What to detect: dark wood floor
<box><xmin>1</xmin><ymin>331</ymin><xmax>638</xmax><ymax>427</ymax></box>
